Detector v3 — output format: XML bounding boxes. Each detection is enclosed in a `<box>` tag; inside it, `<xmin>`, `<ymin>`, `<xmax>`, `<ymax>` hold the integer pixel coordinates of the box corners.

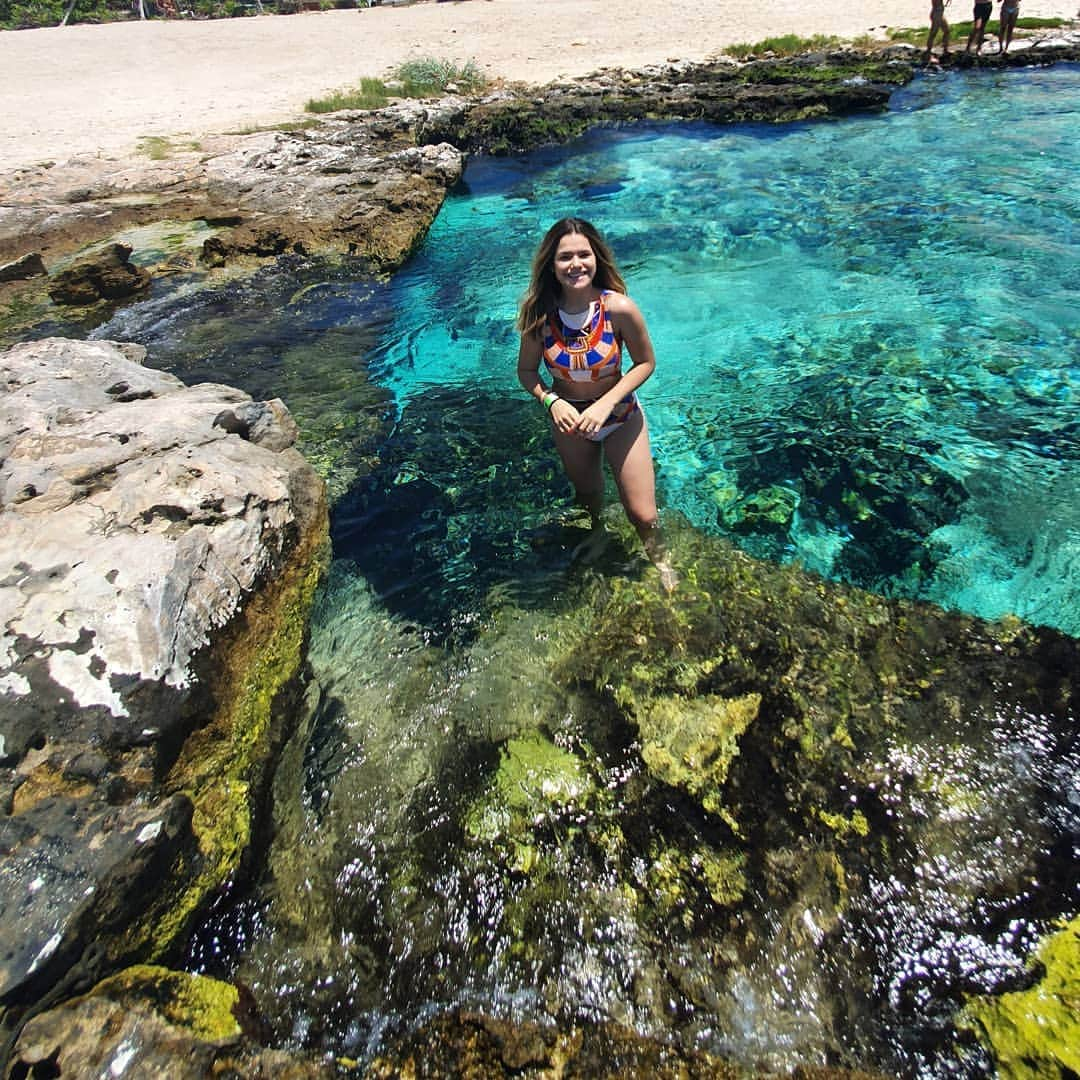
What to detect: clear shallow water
<box><xmin>361</xmin><ymin>64</ymin><xmax>1080</xmax><ymax>637</ymax></box>
<box><xmin>90</xmin><ymin>65</ymin><xmax>1080</xmax><ymax>1075</ymax></box>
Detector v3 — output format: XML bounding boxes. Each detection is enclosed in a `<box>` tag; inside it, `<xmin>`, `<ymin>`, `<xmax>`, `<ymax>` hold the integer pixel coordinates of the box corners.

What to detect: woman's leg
<box><xmin>603</xmin><ymin>411</ymin><xmax>656</xmax><ymax>532</ymax></box>
<box><xmin>605</xmin><ymin>413</ymin><xmax>678</xmax><ymax>588</ymax></box>
<box><xmin>551</xmin><ymin>423</ymin><xmax>604</xmax><ymax>525</ymax></box>
<box><xmin>603</xmin><ymin>410</ymin><xmax>677</xmax><ymax>588</ymax></box>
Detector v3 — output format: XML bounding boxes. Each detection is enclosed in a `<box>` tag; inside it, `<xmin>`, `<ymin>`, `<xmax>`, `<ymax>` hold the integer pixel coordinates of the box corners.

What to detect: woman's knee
<box><xmin>624</xmin><ymin>504</ymin><xmax>658</xmax><ymax>532</ymax></box>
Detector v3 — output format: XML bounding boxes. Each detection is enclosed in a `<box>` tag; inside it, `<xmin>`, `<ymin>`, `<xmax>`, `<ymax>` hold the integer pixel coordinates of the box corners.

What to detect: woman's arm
<box><xmin>517</xmin><ymin>332</ymin><xmax>548</xmax><ymax>404</ymax></box>
<box><xmin>517</xmin><ymin>330</ymin><xmax>587</xmax><ymax>435</ymax></box>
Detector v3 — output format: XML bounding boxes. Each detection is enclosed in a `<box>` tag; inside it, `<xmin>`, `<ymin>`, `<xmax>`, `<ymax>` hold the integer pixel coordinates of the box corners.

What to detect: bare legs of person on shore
<box><xmin>999</xmin><ymin>0</ymin><xmax>1019</xmax><ymax>52</ymax></box>
<box><xmin>966</xmin><ymin>0</ymin><xmax>993</xmax><ymax>53</ymax></box>
<box><xmin>552</xmin><ymin>409</ymin><xmax>678</xmax><ymax>591</ymax></box>
<box><xmin>925</xmin><ymin>0</ymin><xmax>951</xmax><ymax>63</ymax></box>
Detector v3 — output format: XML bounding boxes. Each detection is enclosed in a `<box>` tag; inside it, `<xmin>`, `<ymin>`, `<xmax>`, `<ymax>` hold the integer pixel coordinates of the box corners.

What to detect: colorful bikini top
<box><xmin>542</xmin><ymin>290</ymin><xmax>622</xmax><ymax>383</ymax></box>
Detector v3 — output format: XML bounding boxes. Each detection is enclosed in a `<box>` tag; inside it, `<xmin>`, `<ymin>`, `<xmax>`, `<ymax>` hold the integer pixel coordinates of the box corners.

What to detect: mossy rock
<box><xmin>464</xmin><ymin>731</ymin><xmax>595</xmax><ymax>855</ymax></box>
<box><xmin>636</xmin><ymin>692</ymin><xmax>762</xmax><ymax>820</ymax></box>
<box><xmin>87</xmin><ymin>964</ymin><xmax>242</xmax><ymax>1042</ymax></box>
<box><xmin>960</xmin><ymin>915</ymin><xmax>1080</xmax><ymax>1077</ymax></box>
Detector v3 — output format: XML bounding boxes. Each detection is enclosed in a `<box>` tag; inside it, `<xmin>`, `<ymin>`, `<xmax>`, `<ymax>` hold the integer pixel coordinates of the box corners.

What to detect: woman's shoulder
<box><xmin>601</xmin><ymin>290</ymin><xmax>644</xmax><ymax>322</ymax></box>
<box><xmin>601</xmin><ymin>290</ymin><xmax>637</xmax><ymax>312</ymax></box>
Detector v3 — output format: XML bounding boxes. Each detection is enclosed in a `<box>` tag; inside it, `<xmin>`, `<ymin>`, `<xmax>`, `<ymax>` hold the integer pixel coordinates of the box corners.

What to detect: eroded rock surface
<box><xmin>0</xmin><ymin>337</ymin><xmax>328</xmax><ymax>1053</ymax></box>
<box><xmin>47</xmin><ymin>242</ymin><xmax>151</xmax><ymax>306</ymax></box>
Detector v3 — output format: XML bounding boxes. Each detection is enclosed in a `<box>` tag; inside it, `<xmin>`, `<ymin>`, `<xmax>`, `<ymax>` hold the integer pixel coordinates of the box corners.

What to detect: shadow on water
<box><xmin>328</xmin><ymin>384</ymin><xmax>645</xmax><ymax>643</ymax></box>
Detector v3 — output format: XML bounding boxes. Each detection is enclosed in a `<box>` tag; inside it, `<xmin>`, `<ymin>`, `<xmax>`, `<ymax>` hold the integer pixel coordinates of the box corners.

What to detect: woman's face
<box><xmin>552</xmin><ymin>232</ymin><xmax>597</xmax><ymax>293</ymax></box>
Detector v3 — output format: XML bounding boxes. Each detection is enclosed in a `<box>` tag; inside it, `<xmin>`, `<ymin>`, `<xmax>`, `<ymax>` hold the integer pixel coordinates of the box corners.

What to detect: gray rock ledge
<box><xmin>0</xmin><ymin>337</ymin><xmax>328</xmax><ymax>1057</ymax></box>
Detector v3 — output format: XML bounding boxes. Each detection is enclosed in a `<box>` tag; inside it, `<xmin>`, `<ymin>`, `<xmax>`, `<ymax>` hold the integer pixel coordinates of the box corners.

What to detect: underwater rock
<box><xmin>367</xmin><ymin>1007</ymin><xmax>892</xmax><ymax>1078</ymax></box>
<box><xmin>47</xmin><ymin>242</ymin><xmax>151</xmax><ymax>306</ymax></box>
<box><xmin>464</xmin><ymin>731</ymin><xmax>597</xmax><ymax>872</ymax></box>
<box><xmin>636</xmin><ymin>692</ymin><xmax>762</xmax><ymax>820</ymax></box>
<box><xmin>960</xmin><ymin>915</ymin><xmax>1080</xmax><ymax>1077</ymax></box>
<box><xmin>0</xmin><ymin>337</ymin><xmax>328</xmax><ymax>1058</ymax></box>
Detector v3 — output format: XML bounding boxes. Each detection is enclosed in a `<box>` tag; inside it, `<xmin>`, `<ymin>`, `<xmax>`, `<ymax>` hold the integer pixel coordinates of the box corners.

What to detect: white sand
<box><xmin>0</xmin><ymin>0</ymin><xmax>1076</xmax><ymax>172</ymax></box>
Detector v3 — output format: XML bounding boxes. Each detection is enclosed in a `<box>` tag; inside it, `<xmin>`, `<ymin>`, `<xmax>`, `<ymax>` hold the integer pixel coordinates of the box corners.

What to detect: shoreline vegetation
<box><xmin>297</xmin><ymin>19</ymin><xmax>1069</xmax><ymax>115</ymax></box>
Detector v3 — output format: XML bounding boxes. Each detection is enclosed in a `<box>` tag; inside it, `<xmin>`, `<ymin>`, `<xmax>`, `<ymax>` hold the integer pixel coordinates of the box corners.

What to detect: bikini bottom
<box><xmin>562</xmin><ymin>392</ymin><xmax>640</xmax><ymax>443</ymax></box>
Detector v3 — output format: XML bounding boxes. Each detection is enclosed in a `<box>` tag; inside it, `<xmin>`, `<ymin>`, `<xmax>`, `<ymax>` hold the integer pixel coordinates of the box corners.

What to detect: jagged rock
<box><xmin>47</xmin><ymin>242</ymin><xmax>151</xmax><ymax>306</ymax></box>
<box><xmin>202</xmin><ymin>130</ymin><xmax>465</xmax><ymax>269</ymax></box>
<box><xmin>0</xmin><ymin>337</ymin><xmax>328</xmax><ymax>1050</ymax></box>
<box><xmin>10</xmin><ymin>965</ymin><xmax>334</xmax><ymax>1079</ymax></box>
<box><xmin>0</xmin><ymin>253</ymin><xmax>46</xmax><ymax>283</ymax></box>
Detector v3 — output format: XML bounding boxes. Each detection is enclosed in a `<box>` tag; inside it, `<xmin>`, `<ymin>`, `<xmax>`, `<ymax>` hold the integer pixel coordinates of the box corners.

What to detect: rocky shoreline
<box><xmin>3</xmin><ymin>38</ymin><xmax>1080</xmax><ymax>333</ymax></box>
<box><xmin>2</xmin><ymin>38</ymin><xmax>1079</xmax><ymax>1078</ymax></box>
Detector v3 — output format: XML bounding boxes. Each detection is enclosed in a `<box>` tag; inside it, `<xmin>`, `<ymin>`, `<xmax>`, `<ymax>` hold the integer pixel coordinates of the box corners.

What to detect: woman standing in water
<box><xmin>516</xmin><ymin>217</ymin><xmax>675</xmax><ymax>588</ymax></box>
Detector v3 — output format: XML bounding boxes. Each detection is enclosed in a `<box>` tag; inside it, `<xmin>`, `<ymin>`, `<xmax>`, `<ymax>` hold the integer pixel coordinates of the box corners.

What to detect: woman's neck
<box><xmin>558</xmin><ymin>287</ymin><xmax>599</xmax><ymax>315</ymax></box>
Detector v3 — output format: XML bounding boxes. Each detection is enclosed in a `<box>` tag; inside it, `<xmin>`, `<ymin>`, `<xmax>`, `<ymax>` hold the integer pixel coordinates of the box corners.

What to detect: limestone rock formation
<box><xmin>47</xmin><ymin>242</ymin><xmax>151</xmax><ymax>305</ymax></box>
<box><xmin>0</xmin><ymin>338</ymin><xmax>328</xmax><ymax>1052</ymax></box>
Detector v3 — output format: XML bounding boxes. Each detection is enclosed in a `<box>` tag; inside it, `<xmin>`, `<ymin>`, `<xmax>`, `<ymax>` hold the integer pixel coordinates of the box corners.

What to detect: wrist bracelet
<box><xmin>542</xmin><ymin>392</ymin><xmax>559</xmax><ymax>411</ymax></box>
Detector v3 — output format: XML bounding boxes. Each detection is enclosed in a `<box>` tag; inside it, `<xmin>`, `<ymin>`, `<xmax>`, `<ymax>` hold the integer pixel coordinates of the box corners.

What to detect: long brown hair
<box><xmin>516</xmin><ymin>218</ymin><xmax>627</xmax><ymax>335</ymax></box>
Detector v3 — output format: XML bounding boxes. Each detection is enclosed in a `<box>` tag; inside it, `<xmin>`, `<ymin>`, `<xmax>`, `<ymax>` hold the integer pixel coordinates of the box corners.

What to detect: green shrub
<box><xmin>395</xmin><ymin>56</ymin><xmax>486</xmax><ymax>96</ymax></box>
<box><xmin>305</xmin><ymin>58</ymin><xmax>487</xmax><ymax>115</ymax></box>
<box><xmin>305</xmin><ymin>77</ymin><xmax>392</xmax><ymax>113</ymax></box>
<box><xmin>724</xmin><ymin>33</ymin><xmax>843</xmax><ymax>59</ymax></box>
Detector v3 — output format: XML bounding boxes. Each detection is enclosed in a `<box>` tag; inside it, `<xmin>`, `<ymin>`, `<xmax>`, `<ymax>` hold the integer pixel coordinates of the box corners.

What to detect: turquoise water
<box><xmin>359</xmin><ymin>64</ymin><xmax>1080</xmax><ymax>636</ymax></box>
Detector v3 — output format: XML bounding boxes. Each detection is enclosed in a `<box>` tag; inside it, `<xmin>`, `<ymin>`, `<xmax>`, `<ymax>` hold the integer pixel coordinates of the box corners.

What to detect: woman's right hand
<box><xmin>549</xmin><ymin>398</ymin><xmax>578</xmax><ymax>435</ymax></box>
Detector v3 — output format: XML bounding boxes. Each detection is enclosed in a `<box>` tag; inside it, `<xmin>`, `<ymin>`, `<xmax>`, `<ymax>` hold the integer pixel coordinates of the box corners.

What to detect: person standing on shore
<box><xmin>966</xmin><ymin>0</ymin><xmax>994</xmax><ymax>53</ymax></box>
<box><xmin>925</xmin><ymin>0</ymin><xmax>952</xmax><ymax>63</ymax></box>
<box><xmin>999</xmin><ymin>0</ymin><xmax>1020</xmax><ymax>51</ymax></box>
<box><xmin>516</xmin><ymin>217</ymin><xmax>676</xmax><ymax>589</ymax></box>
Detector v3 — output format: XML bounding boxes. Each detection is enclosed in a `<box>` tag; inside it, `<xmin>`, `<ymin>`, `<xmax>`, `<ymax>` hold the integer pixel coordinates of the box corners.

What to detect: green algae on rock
<box><xmin>133</xmin><ymin>502</ymin><xmax>330</xmax><ymax>961</ymax></box>
<box><xmin>960</xmin><ymin>915</ymin><xmax>1080</xmax><ymax>1078</ymax></box>
<box><xmin>79</xmin><ymin>965</ymin><xmax>243</xmax><ymax>1042</ymax></box>
<box><xmin>636</xmin><ymin>692</ymin><xmax>762</xmax><ymax>820</ymax></box>
<box><xmin>10</xmin><ymin>964</ymin><xmax>336</xmax><ymax>1079</ymax></box>
<box><xmin>465</xmin><ymin>732</ymin><xmax>595</xmax><ymax>846</ymax></box>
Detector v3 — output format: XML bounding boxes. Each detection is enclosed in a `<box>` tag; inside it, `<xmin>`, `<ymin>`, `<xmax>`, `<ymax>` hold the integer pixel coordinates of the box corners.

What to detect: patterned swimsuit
<box><xmin>542</xmin><ymin>290</ymin><xmax>640</xmax><ymax>442</ymax></box>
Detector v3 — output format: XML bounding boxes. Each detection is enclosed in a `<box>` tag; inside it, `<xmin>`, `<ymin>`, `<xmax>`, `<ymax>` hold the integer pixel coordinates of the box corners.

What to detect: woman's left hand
<box><xmin>571</xmin><ymin>401</ymin><xmax>609</xmax><ymax>438</ymax></box>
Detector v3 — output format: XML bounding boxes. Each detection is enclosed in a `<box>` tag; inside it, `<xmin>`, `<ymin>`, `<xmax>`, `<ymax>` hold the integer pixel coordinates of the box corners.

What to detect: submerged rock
<box><xmin>10</xmin><ymin>965</ymin><xmax>333</xmax><ymax>1079</ymax></box>
<box><xmin>960</xmin><ymin>915</ymin><xmax>1080</xmax><ymax>1077</ymax></box>
<box><xmin>0</xmin><ymin>338</ymin><xmax>328</xmax><ymax>1057</ymax></box>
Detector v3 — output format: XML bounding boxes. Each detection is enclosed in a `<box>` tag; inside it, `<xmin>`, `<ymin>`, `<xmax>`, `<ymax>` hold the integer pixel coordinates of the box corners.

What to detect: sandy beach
<box><xmin>0</xmin><ymin>0</ymin><xmax>1076</xmax><ymax>172</ymax></box>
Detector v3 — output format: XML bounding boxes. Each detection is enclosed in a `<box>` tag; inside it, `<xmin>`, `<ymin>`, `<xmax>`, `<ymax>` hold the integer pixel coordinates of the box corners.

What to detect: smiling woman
<box><xmin>515</xmin><ymin>217</ymin><xmax>677</xmax><ymax>588</ymax></box>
